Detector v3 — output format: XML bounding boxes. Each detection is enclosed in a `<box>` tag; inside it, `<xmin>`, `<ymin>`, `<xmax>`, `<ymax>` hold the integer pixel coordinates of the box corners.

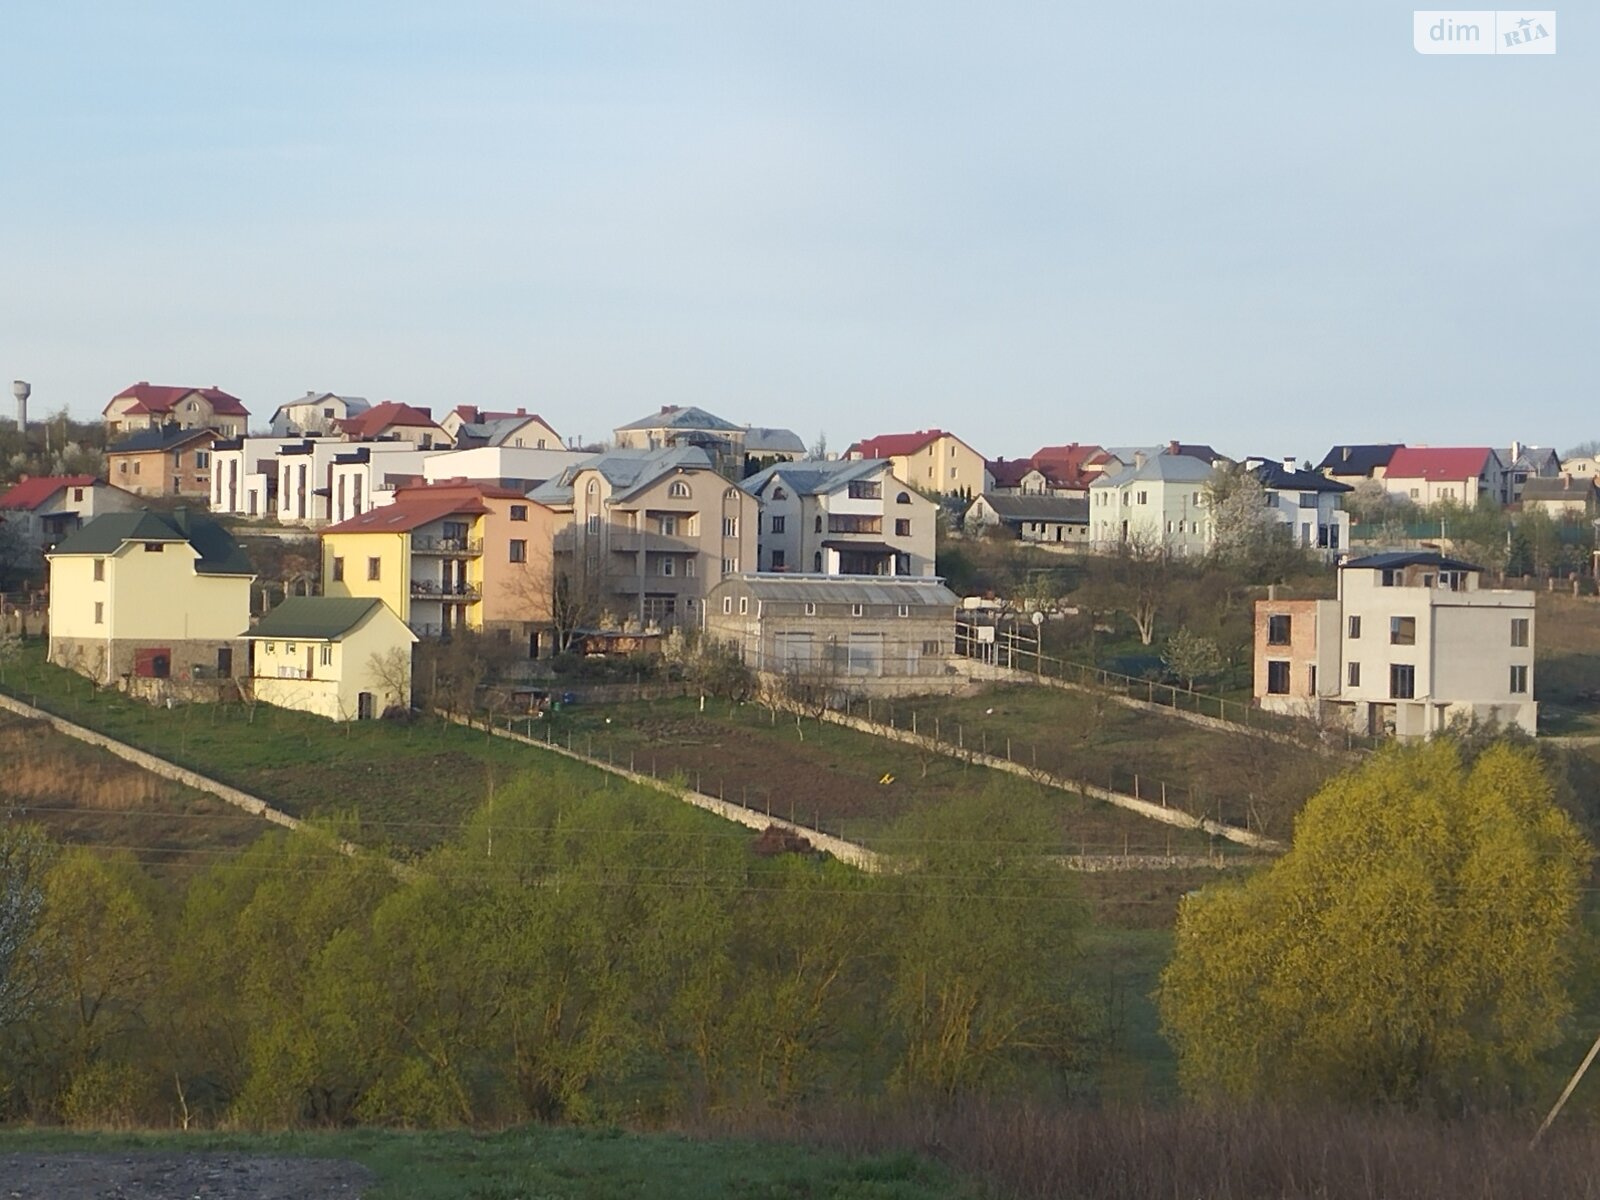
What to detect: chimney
<box><xmin>12</xmin><ymin>380</ymin><xmax>29</xmax><ymax>431</ymax></box>
<box><xmin>1167</xmin><ymin>440</ymin><xmax>1179</xmax><ymax>456</ymax></box>
<box><xmin>172</xmin><ymin>506</ymin><xmax>190</xmax><ymax>535</ymax></box>
<box><xmin>1267</xmin><ymin>584</ymin><xmax>1278</xmax><ymax>600</ymax></box>
<box><xmin>1511</xmin><ymin>440</ymin><xmax>1523</xmax><ymax>462</ymax></box>
<box><xmin>516</xmin><ymin>407</ymin><xmax>526</xmax><ymax>416</ymax></box>
<box><xmin>1283</xmin><ymin>456</ymin><xmax>1297</xmax><ymax>473</ymax></box>
<box><xmin>1133</xmin><ymin>451</ymin><xmax>1148</xmax><ymax>469</ymax></box>
<box><xmin>1342</xmin><ymin>446</ymin><xmax>1351</xmax><ymax>462</ymax></box>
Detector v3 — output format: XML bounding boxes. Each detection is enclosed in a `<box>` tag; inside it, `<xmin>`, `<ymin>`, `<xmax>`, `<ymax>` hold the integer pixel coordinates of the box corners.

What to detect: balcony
<box><xmin>826</xmin><ymin>515</ymin><xmax>883</xmax><ymax>536</ymax></box>
<box><xmin>410</xmin><ymin>579</ymin><xmax>483</xmax><ymax>601</ymax></box>
<box><xmin>411</xmin><ymin>534</ymin><xmax>482</xmax><ymax>556</ymax></box>
<box><xmin>604</xmin><ymin>530</ymin><xmax>700</xmax><ymax>555</ymax></box>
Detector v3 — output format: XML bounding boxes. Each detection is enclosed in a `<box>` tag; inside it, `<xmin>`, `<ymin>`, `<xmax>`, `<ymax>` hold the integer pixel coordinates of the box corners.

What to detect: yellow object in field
<box><xmin>879</xmin><ymin>773</ymin><xmax>895</xmax><ymax>785</ymax></box>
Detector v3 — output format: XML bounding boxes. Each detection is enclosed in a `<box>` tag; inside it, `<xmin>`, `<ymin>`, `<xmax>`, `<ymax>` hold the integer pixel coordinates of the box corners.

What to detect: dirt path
<box><xmin>0</xmin><ymin>1152</ymin><xmax>372</xmax><ymax>1198</ymax></box>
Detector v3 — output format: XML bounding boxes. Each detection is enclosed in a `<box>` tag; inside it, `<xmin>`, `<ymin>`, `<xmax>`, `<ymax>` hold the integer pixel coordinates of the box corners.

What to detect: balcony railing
<box><xmin>411</xmin><ymin>535</ymin><xmax>482</xmax><ymax>555</ymax></box>
<box><xmin>409</xmin><ymin>580</ymin><xmax>483</xmax><ymax>601</ymax></box>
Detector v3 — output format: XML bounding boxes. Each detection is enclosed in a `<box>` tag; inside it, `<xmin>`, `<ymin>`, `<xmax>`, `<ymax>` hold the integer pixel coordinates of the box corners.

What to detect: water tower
<box><xmin>11</xmin><ymin>380</ymin><xmax>28</xmax><ymax>431</ymax></box>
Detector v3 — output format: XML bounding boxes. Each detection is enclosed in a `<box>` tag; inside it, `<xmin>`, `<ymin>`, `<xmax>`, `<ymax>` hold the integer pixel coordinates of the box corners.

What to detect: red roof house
<box><xmin>103</xmin><ymin>382</ymin><xmax>250</xmax><ymax>437</ymax></box>
<box><xmin>1382</xmin><ymin>447</ymin><xmax>1504</xmax><ymax>507</ymax></box>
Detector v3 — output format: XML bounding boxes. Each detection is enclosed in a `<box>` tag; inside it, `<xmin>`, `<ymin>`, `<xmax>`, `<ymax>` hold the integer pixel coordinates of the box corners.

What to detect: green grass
<box><xmin>0</xmin><ymin>1126</ymin><xmax>971</xmax><ymax>1199</ymax></box>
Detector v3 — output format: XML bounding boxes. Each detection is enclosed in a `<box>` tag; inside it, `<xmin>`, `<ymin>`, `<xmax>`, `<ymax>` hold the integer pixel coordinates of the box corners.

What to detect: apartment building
<box><xmin>1254</xmin><ymin>551</ymin><xmax>1536</xmax><ymax>737</ymax></box>
<box><xmin>740</xmin><ymin>458</ymin><xmax>937</xmax><ymax>577</ymax></box>
<box><xmin>531</xmin><ymin>446</ymin><xmax>758</xmax><ymax>630</ymax></box>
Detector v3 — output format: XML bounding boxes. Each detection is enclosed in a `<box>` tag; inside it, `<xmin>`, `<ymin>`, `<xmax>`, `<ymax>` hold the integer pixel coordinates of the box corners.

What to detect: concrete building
<box><xmin>740</xmin><ymin>458</ymin><xmax>938</xmax><ymax>577</ymax></box>
<box><xmin>0</xmin><ymin>475</ymin><xmax>142</xmax><ymax>565</ymax></box>
<box><xmin>47</xmin><ymin>508</ymin><xmax>253</xmax><ymax>687</ymax></box>
<box><xmin>613</xmin><ymin>405</ymin><xmax>749</xmax><ymax>480</ymax></box>
<box><xmin>446</xmin><ymin>407</ymin><xmax>563</xmax><ymax>450</ymax></box>
<box><xmin>242</xmin><ymin>596</ymin><xmax>416</xmax><ymax>720</ymax></box>
<box><xmin>1243</xmin><ymin>457</ymin><xmax>1352</xmax><ymax>560</ymax></box>
<box><xmin>1088</xmin><ymin>452</ymin><xmax>1217</xmax><ymax>555</ymax></box>
<box><xmin>703</xmin><ymin>574</ymin><xmax>961</xmax><ymax>697</ymax></box>
<box><xmin>1380</xmin><ymin>447</ymin><xmax>1505</xmax><ymax>509</ymax></box>
<box><xmin>209</xmin><ymin>436</ymin><xmax>314</xmax><ymax>518</ymax></box>
<box><xmin>336</xmin><ymin>401</ymin><xmax>451</xmax><ymax>447</ymax></box>
<box><xmin>1254</xmin><ymin>551</ymin><xmax>1536</xmax><ymax>737</ymax></box>
<box><xmin>103</xmin><ymin>382</ymin><xmax>249</xmax><ymax>439</ymax></box>
<box><xmin>106</xmin><ymin>426</ymin><xmax>220</xmax><ymax>499</ymax></box>
<box><xmin>268</xmin><ymin>392</ymin><xmax>370</xmax><ymax>437</ymax></box>
<box><xmin>532</xmin><ymin>445</ymin><xmax>759</xmax><ymax>631</ymax></box>
<box><xmin>846</xmin><ymin>429</ymin><xmax>988</xmax><ymax>498</ymax></box>
<box><xmin>964</xmin><ymin>493</ymin><xmax>1090</xmax><ymax>545</ymax></box>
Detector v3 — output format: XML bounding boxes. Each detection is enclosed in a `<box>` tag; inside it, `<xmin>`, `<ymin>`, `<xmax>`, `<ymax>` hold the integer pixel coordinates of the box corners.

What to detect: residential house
<box><xmin>846</xmin><ymin>430</ymin><xmax>988</xmax><ymax>497</ymax></box>
<box><xmin>1316</xmin><ymin>444</ymin><xmax>1404</xmax><ymax>488</ymax></box>
<box><xmin>106</xmin><ymin>426</ymin><xmax>219</xmax><ymax>499</ymax></box>
<box><xmin>613</xmin><ymin>406</ymin><xmax>748</xmax><ymax>480</ymax></box>
<box><xmin>336</xmin><ymin>401</ymin><xmax>451</xmax><ymax>448</ymax></box>
<box><xmin>1501</xmin><ymin>442</ymin><xmax>1561</xmax><ymax>503</ymax></box>
<box><xmin>242</xmin><ymin>596</ymin><xmax>416</xmax><ymax>720</ymax></box>
<box><xmin>740</xmin><ymin>458</ymin><xmax>938</xmax><ymax>577</ymax></box>
<box><xmin>1026</xmin><ymin>442</ymin><xmax>1105</xmax><ymax>494</ymax></box>
<box><xmin>47</xmin><ymin>508</ymin><xmax>253</xmax><ymax>686</ymax></box>
<box><xmin>1380</xmin><ymin>447</ymin><xmax>1505</xmax><ymax>508</ymax></box>
<box><xmin>441</xmin><ymin>405</ymin><xmax>562</xmax><ymax>447</ymax></box>
<box><xmin>421</xmin><ymin>446</ymin><xmax>587</xmax><ymax>493</ymax></box>
<box><xmin>1088</xmin><ymin>452</ymin><xmax>1217</xmax><ymax>555</ymax></box>
<box><xmin>1519</xmin><ymin>474</ymin><xmax>1600</xmax><ymax>518</ymax></box>
<box><xmin>964</xmin><ymin>493</ymin><xmax>1090</xmax><ymax>546</ymax></box>
<box><xmin>703</xmin><ymin>574</ymin><xmax>961</xmax><ymax>697</ymax></box>
<box><xmin>209</xmin><ymin>435</ymin><xmax>315</xmax><ymax>518</ymax></box>
<box><xmin>743</xmin><ymin>427</ymin><xmax>808</xmax><ymax>473</ymax></box>
<box><xmin>321</xmin><ymin>480</ymin><xmax>561</xmax><ymax>648</ymax></box>
<box><xmin>1253</xmin><ymin>551</ymin><xmax>1536</xmax><ymax>737</ymax></box>
<box><xmin>985</xmin><ymin>458</ymin><xmax>1050</xmax><ymax>495</ymax></box>
<box><xmin>0</xmin><ymin>475</ymin><xmax>142</xmax><ymax>565</ymax></box>
<box><xmin>325</xmin><ymin>444</ymin><xmax>452</xmax><ymax>524</ymax></box>
<box><xmin>532</xmin><ymin>445</ymin><xmax>759</xmax><ymax>631</ymax></box>
<box><xmin>103</xmin><ymin>382</ymin><xmax>250</xmax><ymax>439</ymax></box>
<box><xmin>1242</xmin><ymin>456</ymin><xmax>1352</xmax><ymax>559</ymax></box>
<box><xmin>269</xmin><ymin>392</ymin><xmax>370</xmax><ymax>437</ymax></box>
<box><xmin>1559</xmin><ymin>454</ymin><xmax>1600</xmax><ymax>479</ymax></box>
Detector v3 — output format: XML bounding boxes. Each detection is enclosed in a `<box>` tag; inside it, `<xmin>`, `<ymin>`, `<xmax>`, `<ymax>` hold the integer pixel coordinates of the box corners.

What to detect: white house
<box><xmin>740</xmin><ymin>458</ymin><xmax>937</xmax><ymax>577</ymax></box>
<box><xmin>1243</xmin><ymin>457</ymin><xmax>1352</xmax><ymax>560</ymax></box>
<box><xmin>1088</xmin><ymin>452</ymin><xmax>1217</xmax><ymax>555</ymax></box>
<box><xmin>1253</xmin><ymin>551</ymin><xmax>1536</xmax><ymax>738</ymax></box>
<box><xmin>964</xmin><ymin>493</ymin><xmax>1089</xmax><ymax>545</ymax></box>
<box><xmin>0</xmin><ymin>475</ymin><xmax>142</xmax><ymax>564</ymax></box>
<box><xmin>242</xmin><ymin>596</ymin><xmax>416</xmax><ymax>721</ymax></box>
<box><xmin>268</xmin><ymin>392</ymin><xmax>370</xmax><ymax>437</ymax></box>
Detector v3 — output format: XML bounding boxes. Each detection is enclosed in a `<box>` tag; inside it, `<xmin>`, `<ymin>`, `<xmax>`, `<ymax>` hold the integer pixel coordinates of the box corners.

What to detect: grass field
<box><xmin>1535</xmin><ymin>591</ymin><xmax>1600</xmax><ymax>734</ymax></box>
<box><xmin>0</xmin><ymin>1126</ymin><xmax>968</xmax><ymax>1200</ymax></box>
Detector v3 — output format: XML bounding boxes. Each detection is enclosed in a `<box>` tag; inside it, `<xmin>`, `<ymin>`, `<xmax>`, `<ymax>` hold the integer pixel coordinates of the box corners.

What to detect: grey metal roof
<box><xmin>744</xmin><ymin>426</ymin><xmax>807</xmax><ymax>455</ymax></box>
<box><xmin>243</xmin><ymin>597</ymin><xmax>391</xmax><ymax>641</ymax></box>
<box><xmin>269</xmin><ymin>393</ymin><xmax>369</xmax><ymax>421</ymax></box>
<box><xmin>1521</xmin><ymin>475</ymin><xmax>1597</xmax><ymax>500</ymax></box>
<box><xmin>528</xmin><ymin>445</ymin><xmax>718</xmax><ymax>506</ymax></box>
<box><xmin>723</xmin><ymin>574</ymin><xmax>957</xmax><ymax>607</ymax></box>
<box><xmin>741</xmin><ymin>457</ymin><xmax>891</xmax><ymax>498</ymax></box>
<box><xmin>972</xmin><ymin>493</ymin><xmax>1089</xmax><ymax>523</ymax></box>
<box><xmin>615</xmin><ymin>405</ymin><xmax>741</xmax><ymax>433</ymax></box>
<box><xmin>1090</xmin><ymin>454</ymin><xmax>1217</xmax><ymax>487</ymax></box>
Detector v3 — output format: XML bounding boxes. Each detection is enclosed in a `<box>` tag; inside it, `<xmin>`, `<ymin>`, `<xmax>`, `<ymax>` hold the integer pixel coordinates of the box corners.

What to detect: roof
<box><xmin>849</xmin><ymin>430</ymin><xmax>957</xmax><ymax>458</ymax></box>
<box><xmin>1316</xmin><ymin>444</ymin><xmax>1404</xmax><ymax>474</ymax></box>
<box><xmin>337</xmin><ymin>401</ymin><xmax>442</xmax><ymax>439</ymax></box>
<box><xmin>721</xmin><ymin>574</ymin><xmax>958</xmax><ymax>608</ymax></box>
<box><xmin>1030</xmin><ymin>443</ymin><xmax>1105</xmax><ymax>474</ymax></box>
<box><xmin>1383</xmin><ymin>446</ymin><xmax>1497</xmax><ymax>482</ymax></box>
<box><xmin>0</xmin><ymin>475</ymin><xmax>101</xmax><ymax>511</ymax></box>
<box><xmin>973</xmin><ymin>493</ymin><xmax>1090</xmax><ymax>523</ymax></box>
<box><xmin>107</xmin><ymin>425</ymin><xmax>218</xmax><ymax>454</ymax></box>
<box><xmin>530</xmin><ymin>445</ymin><xmax>718</xmax><ymax>506</ymax></box>
<box><xmin>270</xmin><ymin>392</ymin><xmax>370</xmax><ymax>421</ymax></box>
<box><xmin>243</xmin><ymin>596</ymin><xmax>393</xmax><ymax>641</ymax></box>
<box><xmin>740</xmin><ymin>457</ymin><xmax>894</xmax><ymax>498</ymax></box>
<box><xmin>744</xmin><ymin>426</ymin><xmax>807</xmax><ymax>455</ymax></box>
<box><xmin>615</xmin><ymin>405</ymin><xmax>741</xmax><ymax>434</ymax></box>
<box><xmin>1343</xmin><ymin>551</ymin><xmax>1482</xmax><ymax>572</ymax></box>
<box><xmin>1164</xmin><ymin>441</ymin><xmax>1228</xmax><ymax>464</ymax></box>
<box><xmin>454</xmin><ymin>414</ymin><xmax>558</xmax><ymax>448</ymax></box>
<box><xmin>986</xmin><ymin>458</ymin><xmax>1040</xmax><ymax>488</ymax></box>
<box><xmin>1521</xmin><ymin>475</ymin><xmax>1598</xmax><ymax>500</ymax></box>
<box><xmin>1091</xmin><ymin>454</ymin><xmax>1217</xmax><ymax>487</ymax></box>
<box><xmin>321</xmin><ymin>494</ymin><xmax>490</xmax><ymax>535</ymax></box>
<box><xmin>1243</xmin><ymin>460</ymin><xmax>1353</xmax><ymax>493</ymax></box>
<box><xmin>50</xmin><ymin>509</ymin><xmax>254</xmax><ymax>575</ymax></box>
<box><xmin>110</xmin><ymin>382</ymin><xmax>249</xmax><ymax>418</ymax></box>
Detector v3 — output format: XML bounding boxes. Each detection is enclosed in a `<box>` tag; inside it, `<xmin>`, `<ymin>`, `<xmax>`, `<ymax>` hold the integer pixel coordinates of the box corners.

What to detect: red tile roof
<box><xmin>337</xmin><ymin>401</ymin><xmax>442</xmax><ymax>439</ymax></box>
<box><xmin>321</xmin><ymin>494</ymin><xmax>490</xmax><ymax>535</ymax></box>
<box><xmin>1384</xmin><ymin>446</ymin><xmax>1496</xmax><ymax>481</ymax></box>
<box><xmin>109</xmin><ymin>382</ymin><xmax>249</xmax><ymax>417</ymax></box>
<box><xmin>0</xmin><ymin>475</ymin><xmax>100</xmax><ymax>511</ymax></box>
<box><xmin>1031</xmin><ymin>443</ymin><xmax>1104</xmax><ymax>474</ymax></box>
<box><xmin>394</xmin><ymin>479</ymin><xmax>529</xmax><ymax>503</ymax></box>
<box><xmin>850</xmin><ymin>430</ymin><xmax>950</xmax><ymax>458</ymax></box>
<box><xmin>986</xmin><ymin>458</ymin><xmax>1038</xmax><ymax>488</ymax></box>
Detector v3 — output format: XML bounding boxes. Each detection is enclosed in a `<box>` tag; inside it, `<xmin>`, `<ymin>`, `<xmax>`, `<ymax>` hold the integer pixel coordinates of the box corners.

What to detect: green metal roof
<box><xmin>244</xmin><ymin>597</ymin><xmax>388</xmax><ymax>641</ymax></box>
<box><xmin>50</xmin><ymin>508</ymin><xmax>255</xmax><ymax>576</ymax></box>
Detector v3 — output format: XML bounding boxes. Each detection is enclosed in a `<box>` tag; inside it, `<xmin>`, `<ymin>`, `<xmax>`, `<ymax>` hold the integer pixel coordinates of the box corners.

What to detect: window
<box><xmin>668</xmin><ymin>480</ymin><xmax>691</xmax><ymax>499</ymax></box>
<box><xmin>133</xmin><ymin>462</ymin><xmax>140</xmax><ymax>475</ymax></box>
<box><xmin>73</xmin><ymin>488</ymin><xmax>84</xmax><ymax>502</ymax></box>
<box><xmin>814</xmin><ymin>552</ymin><xmax>822</xmax><ymax>571</ymax></box>
<box><xmin>509</xmin><ymin>539</ymin><xmax>527</xmax><ymax>563</ymax></box>
<box><xmin>1267</xmin><ymin>614</ymin><xmax>1292</xmax><ymax>645</ymax></box>
<box><xmin>1390</xmin><ymin>616</ymin><xmax>1415</xmax><ymax>646</ymax></box>
<box><xmin>922</xmin><ymin>640</ymin><xmax>941</xmax><ymax>655</ymax></box>
<box><xmin>143</xmin><ymin>542</ymin><xmax>164</xmax><ymax>552</ymax></box>
<box><xmin>93</xmin><ymin>558</ymin><xmax>104</xmax><ymax>581</ymax></box>
<box><xmin>1390</xmin><ymin>663</ymin><xmax>1415</xmax><ymax>699</ymax></box>
<box><xmin>722</xmin><ymin>516</ymin><xmax>739</xmax><ymax>537</ymax></box>
<box><xmin>286</xmin><ymin>642</ymin><xmax>297</xmax><ymax>655</ymax></box>
<box><xmin>896</xmin><ymin>491</ymin><xmax>911</xmax><ymax>504</ymax></box>
<box><xmin>1348</xmin><ymin>661</ymin><xmax>1361</xmax><ymax>687</ymax></box>
<box><xmin>93</xmin><ymin>601</ymin><xmax>103</xmax><ymax>625</ymax></box>
<box><xmin>659</xmin><ymin>555</ymin><xmax>674</xmax><ymax>577</ymax></box>
<box><xmin>119</xmin><ymin>461</ymin><xmax>128</xmax><ymax>474</ymax></box>
<box><xmin>1266</xmin><ymin>661</ymin><xmax>1290</xmax><ymax>694</ymax></box>
<box><xmin>1510</xmin><ymin>664</ymin><xmax>1529</xmax><ymax>694</ymax></box>
<box><xmin>771</xmin><ymin>515</ymin><xmax>786</xmax><ymax>534</ymax></box>
<box><xmin>320</xmin><ymin>644</ymin><xmax>333</xmax><ymax>667</ymax></box>
<box><xmin>771</xmin><ymin>549</ymin><xmax>786</xmax><ymax>570</ymax></box>
<box><xmin>814</xmin><ymin>515</ymin><xmax>823</xmax><ymax>533</ymax></box>
<box><xmin>738</xmin><ymin>597</ymin><xmax>749</xmax><ymax>615</ymax></box>
<box><xmin>896</xmin><ymin>518</ymin><xmax>911</xmax><ymax>537</ymax></box>
<box><xmin>196</xmin><ymin>451</ymin><xmax>210</xmax><ymax>468</ymax></box>
<box><xmin>332</xmin><ymin>557</ymin><xmax>344</xmax><ymax>582</ymax></box>
<box><xmin>804</xmin><ymin>602</ymin><xmax>817</xmax><ymax>616</ymax></box>
<box><xmin>722</xmin><ymin>557</ymin><xmax>738</xmax><ymax>574</ymax></box>
<box><xmin>1380</xmin><ymin>568</ymin><xmax>1401</xmax><ymax>587</ymax></box>
<box><xmin>851</xmin><ymin>603</ymin><xmax>864</xmax><ymax>617</ymax></box>
<box><xmin>847</xmin><ymin>480</ymin><xmax>881</xmax><ymax>500</ymax></box>
<box><xmin>684</xmin><ymin>557</ymin><xmax>696</xmax><ymax>577</ymax></box>
<box><xmin>367</xmin><ymin>557</ymin><xmax>381</xmax><ymax>581</ymax></box>
<box><xmin>1137</xmin><ymin>490</ymin><xmax>1148</xmax><ymax>505</ymax></box>
<box><xmin>723</xmin><ymin>596</ymin><xmax>733</xmax><ymax>614</ymax></box>
<box><xmin>510</xmin><ymin>505</ymin><xmax>528</xmax><ymax>521</ymax></box>
<box><xmin>1511</xmin><ymin>618</ymin><xmax>1529</xmax><ymax>647</ymax></box>
<box><xmin>725</xmin><ymin>488</ymin><xmax>738</xmax><ymax>500</ymax></box>
<box><xmin>1348</xmin><ymin>615</ymin><xmax>1361</xmax><ymax>639</ymax></box>
<box><xmin>897</xmin><ymin>604</ymin><xmax>909</xmax><ymax>618</ymax></box>
<box><xmin>586</xmin><ymin>515</ymin><xmax>601</xmax><ymax>534</ymax></box>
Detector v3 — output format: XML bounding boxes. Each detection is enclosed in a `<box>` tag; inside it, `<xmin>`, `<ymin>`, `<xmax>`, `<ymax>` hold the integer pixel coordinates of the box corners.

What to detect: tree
<box><xmin>1161</xmin><ymin>625</ymin><xmax>1222</xmax><ymax>690</ymax></box>
<box><xmin>1076</xmin><ymin>533</ymin><xmax>1173</xmax><ymax>646</ymax></box>
<box><xmin>0</xmin><ymin>521</ymin><xmax>33</xmax><ymax>592</ymax></box>
<box><xmin>0</xmin><ymin>824</ymin><xmax>53</xmax><ymax>1030</ymax></box>
<box><xmin>660</xmin><ymin>628</ymin><xmax>754</xmax><ymax>703</ymax></box>
<box><xmin>1159</xmin><ymin>740</ymin><xmax>1591</xmax><ymax>1108</ymax></box>
<box><xmin>1205</xmin><ymin>463</ymin><xmax>1300</xmax><ymax>578</ymax></box>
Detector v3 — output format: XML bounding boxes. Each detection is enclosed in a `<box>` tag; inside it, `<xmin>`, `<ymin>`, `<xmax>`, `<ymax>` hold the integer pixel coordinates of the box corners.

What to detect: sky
<box><xmin>1</xmin><ymin>2</ymin><xmax>1594</xmax><ymax>460</ymax></box>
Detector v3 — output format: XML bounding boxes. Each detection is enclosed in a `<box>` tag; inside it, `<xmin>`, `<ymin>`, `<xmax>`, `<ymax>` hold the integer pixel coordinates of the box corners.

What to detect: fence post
<box><xmin>1006</xmin><ymin>737</ymin><xmax>1011</xmax><ymax>760</ymax></box>
<box><xmin>912</xmin><ymin>711</ymin><xmax>917</xmax><ymax>735</ymax></box>
<box><xmin>1134</xmin><ymin>774</ymin><xmax>1139</xmax><ymax>799</ymax></box>
<box><xmin>1161</xmin><ymin>780</ymin><xmax>1167</xmax><ymax>808</ymax></box>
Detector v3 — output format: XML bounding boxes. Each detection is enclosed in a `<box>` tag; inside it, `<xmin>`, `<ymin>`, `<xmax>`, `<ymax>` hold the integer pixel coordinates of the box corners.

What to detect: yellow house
<box><xmin>47</xmin><ymin>508</ymin><xmax>254</xmax><ymax>686</ymax></box>
<box><xmin>846</xmin><ymin>430</ymin><xmax>988</xmax><ymax>497</ymax></box>
<box><xmin>242</xmin><ymin>597</ymin><xmax>417</xmax><ymax>720</ymax></box>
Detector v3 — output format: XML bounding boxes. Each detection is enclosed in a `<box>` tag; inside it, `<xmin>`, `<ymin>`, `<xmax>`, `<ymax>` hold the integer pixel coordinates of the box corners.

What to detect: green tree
<box><xmin>1161</xmin><ymin>625</ymin><xmax>1223</xmax><ymax>689</ymax></box>
<box><xmin>1159</xmin><ymin>740</ymin><xmax>1591</xmax><ymax>1107</ymax></box>
<box><xmin>0</xmin><ymin>824</ymin><xmax>53</xmax><ymax>1030</ymax></box>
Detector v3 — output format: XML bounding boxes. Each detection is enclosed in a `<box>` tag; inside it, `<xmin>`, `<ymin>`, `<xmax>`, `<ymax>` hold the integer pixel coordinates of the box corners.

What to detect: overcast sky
<box><xmin>1</xmin><ymin>2</ymin><xmax>1593</xmax><ymax>459</ymax></box>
